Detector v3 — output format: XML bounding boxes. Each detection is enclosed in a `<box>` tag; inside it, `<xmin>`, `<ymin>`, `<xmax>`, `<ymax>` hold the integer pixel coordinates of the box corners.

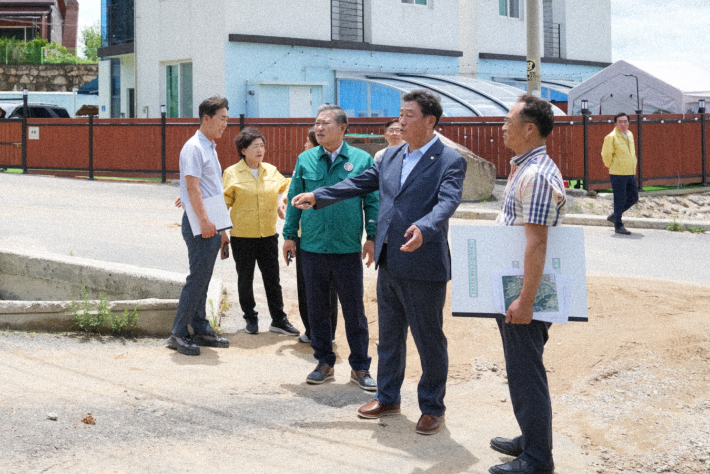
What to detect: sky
<box><xmin>611</xmin><ymin>0</ymin><xmax>710</xmax><ymax>71</ymax></box>
<box><xmin>77</xmin><ymin>0</ymin><xmax>710</xmax><ymax>71</ymax></box>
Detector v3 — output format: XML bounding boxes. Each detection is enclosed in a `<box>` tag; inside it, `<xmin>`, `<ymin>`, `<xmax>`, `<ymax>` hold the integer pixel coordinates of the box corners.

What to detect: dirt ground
<box><xmin>218</xmin><ymin>272</ymin><xmax>710</xmax><ymax>474</ymax></box>
<box><xmin>569</xmin><ymin>192</ymin><xmax>710</xmax><ymax>224</ymax></box>
<box><xmin>2</xmin><ymin>276</ymin><xmax>709</xmax><ymax>473</ymax></box>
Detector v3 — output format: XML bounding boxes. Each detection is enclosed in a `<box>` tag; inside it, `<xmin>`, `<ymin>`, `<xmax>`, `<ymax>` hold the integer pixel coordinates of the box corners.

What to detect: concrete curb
<box><xmin>0</xmin><ymin>247</ymin><xmax>225</xmax><ymax>336</ymax></box>
<box><xmin>453</xmin><ymin>207</ymin><xmax>710</xmax><ymax>231</ymax></box>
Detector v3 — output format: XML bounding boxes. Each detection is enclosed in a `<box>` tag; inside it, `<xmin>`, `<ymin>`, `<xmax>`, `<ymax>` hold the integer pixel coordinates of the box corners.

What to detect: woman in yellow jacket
<box><xmin>223</xmin><ymin>127</ymin><xmax>299</xmax><ymax>336</ymax></box>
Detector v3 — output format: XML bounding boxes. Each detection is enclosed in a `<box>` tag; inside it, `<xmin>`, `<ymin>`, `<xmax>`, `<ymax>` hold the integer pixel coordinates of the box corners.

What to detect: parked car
<box><xmin>1</xmin><ymin>103</ymin><xmax>71</xmax><ymax>119</ymax></box>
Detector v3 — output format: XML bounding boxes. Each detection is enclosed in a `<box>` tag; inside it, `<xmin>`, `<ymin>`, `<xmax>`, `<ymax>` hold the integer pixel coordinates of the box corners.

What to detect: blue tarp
<box><xmin>77</xmin><ymin>77</ymin><xmax>98</xmax><ymax>95</ymax></box>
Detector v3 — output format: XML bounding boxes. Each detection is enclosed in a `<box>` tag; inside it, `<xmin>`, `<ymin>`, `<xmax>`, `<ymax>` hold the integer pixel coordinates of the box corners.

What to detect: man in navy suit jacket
<box><xmin>292</xmin><ymin>90</ymin><xmax>467</xmax><ymax>435</ymax></box>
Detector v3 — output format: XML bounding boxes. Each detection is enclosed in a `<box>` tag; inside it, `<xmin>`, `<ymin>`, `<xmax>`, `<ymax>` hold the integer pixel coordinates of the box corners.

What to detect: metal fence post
<box><xmin>636</xmin><ymin>111</ymin><xmax>643</xmax><ymax>190</ymax></box>
<box><xmin>21</xmin><ymin>89</ymin><xmax>28</xmax><ymax>173</ymax></box>
<box><xmin>88</xmin><ymin>114</ymin><xmax>94</xmax><ymax>180</ymax></box>
<box><xmin>582</xmin><ymin>113</ymin><xmax>589</xmax><ymax>191</ymax></box>
<box><xmin>161</xmin><ymin>108</ymin><xmax>167</xmax><ymax>183</ymax></box>
<box><xmin>702</xmin><ymin>110</ymin><xmax>707</xmax><ymax>187</ymax></box>
<box><xmin>239</xmin><ymin>114</ymin><xmax>245</xmax><ymax>131</ymax></box>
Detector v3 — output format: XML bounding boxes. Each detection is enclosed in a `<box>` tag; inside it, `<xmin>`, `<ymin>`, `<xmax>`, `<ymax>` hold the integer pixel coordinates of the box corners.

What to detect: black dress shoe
<box><xmin>192</xmin><ymin>331</ymin><xmax>229</xmax><ymax>348</ymax></box>
<box><xmin>489</xmin><ymin>458</ymin><xmax>554</xmax><ymax>474</ymax></box>
<box><xmin>166</xmin><ymin>335</ymin><xmax>200</xmax><ymax>356</ymax></box>
<box><xmin>606</xmin><ymin>213</ymin><xmax>615</xmax><ymax>224</ymax></box>
<box><xmin>490</xmin><ymin>437</ymin><xmax>523</xmax><ymax>457</ymax></box>
<box><xmin>615</xmin><ymin>225</ymin><xmax>631</xmax><ymax>235</ymax></box>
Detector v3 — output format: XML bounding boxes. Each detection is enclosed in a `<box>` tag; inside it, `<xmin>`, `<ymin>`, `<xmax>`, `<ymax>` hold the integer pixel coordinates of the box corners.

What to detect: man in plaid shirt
<box><xmin>488</xmin><ymin>96</ymin><xmax>566</xmax><ymax>474</ymax></box>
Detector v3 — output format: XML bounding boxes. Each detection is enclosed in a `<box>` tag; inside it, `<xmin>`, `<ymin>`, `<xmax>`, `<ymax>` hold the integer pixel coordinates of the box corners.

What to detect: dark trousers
<box><xmin>296</xmin><ymin>240</ymin><xmax>338</xmax><ymax>339</ymax></box>
<box><xmin>172</xmin><ymin>212</ymin><xmax>221</xmax><ymax>338</ymax></box>
<box><xmin>610</xmin><ymin>174</ymin><xmax>639</xmax><ymax>228</ymax></box>
<box><xmin>300</xmin><ymin>250</ymin><xmax>371</xmax><ymax>371</ymax></box>
<box><xmin>230</xmin><ymin>235</ymin><xmax>287</xmax><ymax>323</ymax></box>
<box><xmin>496</xmin><ymin>317</ymin><xmax>554</xmax><ymax>469</ymax></box>
<box><xmin>375</xmin><ymin>255</ymin><xmax>448</xmax><ymax>416</ymax></box>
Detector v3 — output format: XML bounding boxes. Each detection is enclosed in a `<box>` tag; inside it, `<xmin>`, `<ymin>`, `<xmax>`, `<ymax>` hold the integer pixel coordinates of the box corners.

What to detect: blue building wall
<box><xmin>224</xmin><ymin>42</ymin><xmax>459</xmax><ymax>118</ymax></box>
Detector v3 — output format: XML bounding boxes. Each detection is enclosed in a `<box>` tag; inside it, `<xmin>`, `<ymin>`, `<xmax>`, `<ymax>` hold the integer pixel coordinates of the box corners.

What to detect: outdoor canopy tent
<box><xmin>567</xmin><ymin>60</ymin><xmax>710</xmax><ymax>115</ymax></box>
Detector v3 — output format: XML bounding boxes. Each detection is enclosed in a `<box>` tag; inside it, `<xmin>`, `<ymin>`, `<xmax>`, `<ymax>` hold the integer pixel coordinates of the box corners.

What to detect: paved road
<box><xmin>1</xmin><ymin>173</ymin><xmax>707</xmax><ymax>286</ymax></box>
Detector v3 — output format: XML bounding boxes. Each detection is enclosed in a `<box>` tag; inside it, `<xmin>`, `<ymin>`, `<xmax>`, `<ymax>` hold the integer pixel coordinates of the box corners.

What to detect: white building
<box><xmin>460</xmin><ymin>0</ymin><xmax>612</xmax><ymax>101</ymax></box>
<box><xmin>98</xmin><ymin>0</ymin><xmax>612</xmax><ymax>118</ymax></box>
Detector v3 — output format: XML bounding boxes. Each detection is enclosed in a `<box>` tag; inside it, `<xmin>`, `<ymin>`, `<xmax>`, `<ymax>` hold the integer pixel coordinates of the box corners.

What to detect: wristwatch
<box><xmin>366</xmin><ymin>234</ymin><xmax>376</xmax><ymax>242</ymax></box>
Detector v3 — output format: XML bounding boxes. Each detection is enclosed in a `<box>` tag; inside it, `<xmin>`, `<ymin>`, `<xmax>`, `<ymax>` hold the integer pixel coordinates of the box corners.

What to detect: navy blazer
<box><xmin>313</xmin><ymin>137</ymin><xmax>467</xmax><ymax>282</ymax></box>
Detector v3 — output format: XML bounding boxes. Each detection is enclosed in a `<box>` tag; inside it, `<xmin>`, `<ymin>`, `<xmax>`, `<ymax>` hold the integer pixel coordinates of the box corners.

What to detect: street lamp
<box><xmin>699</xmin><ymin>99</ymin><xmax>706</xmax><ymax>114</ymax></box>
<box><xmin>581</xmin><ymin>99</ymin><xmax>590</xmax><ymax>115</ymax></box>
<box><xmin>160</xmin><ymin>105</ymin><xmax>167</xmax><ymax>116</ymax></box>
<box><xmin>624</xmin><ymin>74</ymin><xmax>641</xmax><ymax>114</ymax></box>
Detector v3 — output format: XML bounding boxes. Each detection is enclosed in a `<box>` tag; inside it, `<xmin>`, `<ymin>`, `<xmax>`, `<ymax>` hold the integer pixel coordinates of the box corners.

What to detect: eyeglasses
<box><xmin>385</xmin><ymin>128</ymin><xmax>402</xmax><ymax>134</ymax></box>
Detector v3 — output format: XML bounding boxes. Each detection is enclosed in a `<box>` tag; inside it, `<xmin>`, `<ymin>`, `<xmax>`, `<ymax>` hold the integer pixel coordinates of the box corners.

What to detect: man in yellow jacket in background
<box><xmin>601</xmin><ymin>112</ymin><xmax>638</xmax><ymax>235</ymax></box>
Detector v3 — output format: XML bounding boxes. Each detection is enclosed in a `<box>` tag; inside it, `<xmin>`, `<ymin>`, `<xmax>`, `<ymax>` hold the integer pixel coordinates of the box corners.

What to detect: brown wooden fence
<box><xmin>0</xmin><ymin>113</ymin><xmax>708</xmax><ymax>191</ymax></box>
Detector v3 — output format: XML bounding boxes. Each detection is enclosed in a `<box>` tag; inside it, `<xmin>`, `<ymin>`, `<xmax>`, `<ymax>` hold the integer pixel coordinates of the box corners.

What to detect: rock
<box><xmin>680</xmin><ymin>200</ymin><xmax>690</xmax><ymax>208</ymax></box>
<box><xmin>662</xmin><ymin>209</ymin><xmax>673</xmax><ymax>214</ymax></box>
<box><xmin>47</xmin><ymin>413</ymin><xmax>58</xmax><ymax>421</ymax></box>
<box><xmin>668</xmin><ymin>197</ymin><xmax>677</xmax><ymax>204</ymax></box>
<box><xmin>435</xmin><ymin>131</ymin><xmax>495</xmax><ymax>202</ymax></box>
<box><xmin>671</xmin><ymin>205</ymin><xmax>679</xmax><ymax>212</ymax></box>
<box><xmin>81</xmin><ymin>412</ymin><xmax>95</xmax><ymax>425</ymax></box>
<box><xmin>652</xmin><ymin>198</ymin><xmax>664</xmax><ymax>206</ymax></box>
<box><xmin>52</xmin><ymin>76</ymin><xmax>68</xmax><ymax>85</ymax></box>
<box><xmin>689</xmin><ymin>196</ymin><xmax>708</xmax><ymax>206</ymax></box>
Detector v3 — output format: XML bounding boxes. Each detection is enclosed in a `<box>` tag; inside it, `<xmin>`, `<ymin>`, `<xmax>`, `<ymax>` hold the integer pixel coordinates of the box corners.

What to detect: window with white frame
<box><xmin>499</xmin><ymin>0</ymin><xmax>521</xmax><ymax>19</ymax></box>
<box><xmin>402</xmin><ymin>0</ymin><xmax>427</xmax><ymax>5</ymax></box>
<box><xmin>166</xmin><ymin>62</ymin><xmax>193</xmax><ymax>118</ymax></box>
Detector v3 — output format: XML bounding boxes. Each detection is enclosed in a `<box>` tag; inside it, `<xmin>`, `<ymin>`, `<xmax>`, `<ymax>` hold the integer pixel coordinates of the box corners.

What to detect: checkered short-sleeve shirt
<box><xmin>496</xmin><ymin>146</ymin><xmax>566</xmax><ymax>227</ymax></box>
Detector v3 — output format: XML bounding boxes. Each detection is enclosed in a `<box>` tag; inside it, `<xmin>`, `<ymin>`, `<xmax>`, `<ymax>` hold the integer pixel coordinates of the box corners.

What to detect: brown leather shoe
<box><xmin>416</xmin><ymin>413</ymin><xmax>445</xmax><ymax>435</ymax></box>
<box><xmin>357</xmin><ymin>400</ymin><xmax>401</xmax><ymax>419</ymax></box>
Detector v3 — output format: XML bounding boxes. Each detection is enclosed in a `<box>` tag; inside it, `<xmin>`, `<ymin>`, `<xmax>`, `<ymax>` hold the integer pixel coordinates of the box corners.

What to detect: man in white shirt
<box><xmin>167</xmin><ymin>96</ymin><xmax>231</xmax><ymax>356</ymax></box>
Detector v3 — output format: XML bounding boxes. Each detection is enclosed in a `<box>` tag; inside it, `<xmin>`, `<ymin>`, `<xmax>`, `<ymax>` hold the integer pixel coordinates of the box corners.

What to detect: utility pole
<box><xmin>526</xmin><ymin>0</ymin><xmax>541</xmax><ymax>97</ymax></box>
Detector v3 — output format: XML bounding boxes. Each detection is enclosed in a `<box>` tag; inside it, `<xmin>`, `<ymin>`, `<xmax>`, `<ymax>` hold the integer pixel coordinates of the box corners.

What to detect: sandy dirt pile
<box><xmin>569</xmin><ymin>192</ymin><xmax>710</xmax><ymax>223</ymax></box>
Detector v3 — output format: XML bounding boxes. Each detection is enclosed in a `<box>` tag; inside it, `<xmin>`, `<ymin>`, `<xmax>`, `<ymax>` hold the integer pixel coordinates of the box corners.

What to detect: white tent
<box><xmin>567</xmin><ymin>60</ymin><xmax>710</xmax><ymax>115</ymax></box>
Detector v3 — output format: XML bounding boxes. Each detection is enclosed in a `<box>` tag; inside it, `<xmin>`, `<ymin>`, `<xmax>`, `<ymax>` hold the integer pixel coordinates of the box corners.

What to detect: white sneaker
<box><xmin>298</xmin><ymin>334</ymin><xmax>310</xmax><ymax>343</ymax></box>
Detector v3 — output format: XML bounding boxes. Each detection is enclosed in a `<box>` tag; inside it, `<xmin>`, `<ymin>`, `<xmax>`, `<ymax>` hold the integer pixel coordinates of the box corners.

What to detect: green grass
<box><xmin>0</xmin><ymin>167</ymin><xmax>23</xmax><ymax>173</ymax></box>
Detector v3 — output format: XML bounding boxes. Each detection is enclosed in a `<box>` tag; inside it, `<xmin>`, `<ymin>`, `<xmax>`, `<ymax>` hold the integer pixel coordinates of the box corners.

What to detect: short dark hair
<box><xmin>614</xmin><ymin>112</ymin><xmax>629</xmax><ymax>123</ymax></box>
<box><xmin>198</xmin><ymin>96</ymin><xmax>229</xmax><ymax>123</ymax></box>
<box><xmin>517</xmin><ymin>95</ymin><xmax>555</xmax><ymax>138</ymax></box>
<box><xmin>235</xmin><ymin>127</ymin><xmax>265</xmax><ymax>159</ymax></box>
<box><xmin>402</xmin><ymin>89</ymin><xmax>443</xmax><ymax>126</ymax></box>
<box><xmin>384</xmin><ymin>118</ymin><xmax>400</xmax><ymax>130</ymax></box>
<box><xmin>307</xmin><ymin>127</ymin><xmax>318</xmax><ymax>147</ymax></box>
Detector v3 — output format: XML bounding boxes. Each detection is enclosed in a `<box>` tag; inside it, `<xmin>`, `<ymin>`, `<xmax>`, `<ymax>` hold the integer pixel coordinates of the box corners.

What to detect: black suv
<box><xmin>1</xmin><ymin>103</ymin><xmax>71</xmax><ymax>119</ymax></box>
